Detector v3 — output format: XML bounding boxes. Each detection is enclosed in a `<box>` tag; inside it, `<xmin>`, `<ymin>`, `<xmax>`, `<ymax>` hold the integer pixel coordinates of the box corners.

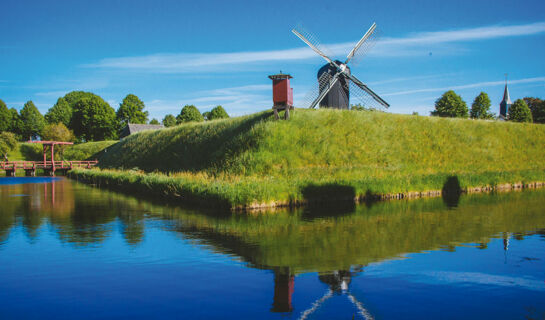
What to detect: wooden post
<box><xmin>43</xmin><ymin>144</ymin><xmax>47</xmax><ymax>166</ymax></box>
<box><xmin>51</xmin><ymin>144</ymin><xmax>55</xmax><ymax>173</ymax></box>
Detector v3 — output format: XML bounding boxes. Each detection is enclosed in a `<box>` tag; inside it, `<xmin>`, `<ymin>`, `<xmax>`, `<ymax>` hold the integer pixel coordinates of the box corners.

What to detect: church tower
<box><xmin>499</xmin><ymin>75</ymin><xmax>512</xmax><ymax>119</ymax></box>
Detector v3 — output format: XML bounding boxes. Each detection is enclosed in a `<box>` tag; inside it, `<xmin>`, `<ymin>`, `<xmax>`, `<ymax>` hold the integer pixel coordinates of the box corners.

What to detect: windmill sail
<box><xmin>345</xmin><ymin>23</ymin><xmax>376</xmax><ymax>64</ymax></box>
<box><xmin>347</xmin><ymin>74</ymin><xmax>389</xmax><ymax>108</ymax></box>
<box><xmin>292</xmin><ymin>24</ymin><xmax>335</xmax><ymax>65</ymax></box>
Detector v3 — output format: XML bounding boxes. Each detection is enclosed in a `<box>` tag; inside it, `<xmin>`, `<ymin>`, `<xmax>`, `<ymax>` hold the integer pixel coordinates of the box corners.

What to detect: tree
<box><xmin>431</xmin><ymin>91</ymin><xmax>468</xmax><ymax>118</ymax></box>
<box><xmin>207</xmin><ymin>105</ymin><xmax>229</xmax><ymax>120</ymax></box>
<box><xmin>45</xmin><ymin>97</ymin><xmax>72</xmax><ymax>126</ymax></box>
<box><xmin>176</xmin><ymin>105</ymin><xmax>204</xmax><ymax>123</ymax></box>
<box><xmin>116</xmin><ymin>94</ymin><xmax>149</xmax><ymax>125</ymax></box>
<box><xmin>8</xmin><ymin>108</ymin><xmax>23</xmax><ymax>136</ymax></box>
<box><xmin>0</xmin><ymin>99</ymin><xmax>10</xmax><ymax>132</ymax></box>
<box><xmin>202</xmin><ymin>111</ymin><xmax>211</xmax><ymax>120</ymax></box>
<box><xmin>523</xmin><ymin>97</ymin><xmax>545</xmax><ymax>124</ymax></box>
<box><xmin>20</xmin><ymin>101</ymin><xmax>46</xmax><ymax>140</ymax></box>
<box><xmin>508</xmin><ymin>99</ymin><xmax>533</xmax><ymax>123</ymax></box>
<box><xmin>41</xmin><ymin>123</ymin><xmax>75</xmax><ymax>159</ymax></box>
<box><xmin>71</xmin><ymin>96</ymin><xmax>118</xmax><ymax>141</ymax></box>
<box><xmin>149</xmin><ymin>118</ymin><xmax>160</xmax><ymax>125</ymax></box>
<box><xmin>63</xmin><ymin>91</ymin><xmax>93</xmax><ymax>109</ymax></box>
<box><xmin>470</xmin><ymin>92</ymin><xmax>494</xmax><ymax>119</ymax></box>
<box><xmin>41</xmin><ymin>123</ymin><xmax>75</xmax><ymax>142</ymax></box>
<box><xmin>162</xmin><ymin>114</ymin><xmax>177</xmax><ymax>127</ymax></box>
<box><xmin>0</xmin><ymin>132</ymin><xmax>17</xmax><ymax>160</ymax></box>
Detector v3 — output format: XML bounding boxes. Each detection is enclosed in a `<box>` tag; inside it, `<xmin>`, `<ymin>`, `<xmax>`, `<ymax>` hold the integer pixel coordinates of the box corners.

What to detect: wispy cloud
<box><xmin>145</xmin><ymin>84</ymin><xmax>271</xmax><ymax>117</ymax></box>
<box><xmin>84</xmin><ymin>22</ymin><xmax>545</xmax><ymax>74</ymax></box>
<box><xmin>35</xmin><ymin>90</ymin><xmax>70</xmax><ymax>97</ymax></box>
<box><xmin>383</xmin><ymin>76</ymin><xmax>545</xmax><ymax>96</ymax></box>
<box><xmin>367</xmin><ymin>73</ymin><xmax>461</xmax><ymax>86</ymax></box>
<box><xmin>381</xmin><ymin>22</ymin><xmax>545</xmax><ymax>46</ymax></box>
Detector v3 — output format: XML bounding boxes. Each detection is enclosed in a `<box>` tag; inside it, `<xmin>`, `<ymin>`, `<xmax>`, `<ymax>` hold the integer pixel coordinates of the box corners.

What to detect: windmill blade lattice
<box><xmin>348</xmin><ymin>81</ymin><xmax>388</xmax><ymax>111</ymax></box>
<box><xmin>292</xmin><ymin>23</ymin><xmax>335</xmax><ymax>63</ymax></box>
<box><xmin>302</xmin><ymin>71</ymin><xmax>343</xmax><ymax>109</ymax></box>
<box><xmin>347</xmin><ymin>28</ymin><xmax>381</xmax><ymax>66</ymax></box>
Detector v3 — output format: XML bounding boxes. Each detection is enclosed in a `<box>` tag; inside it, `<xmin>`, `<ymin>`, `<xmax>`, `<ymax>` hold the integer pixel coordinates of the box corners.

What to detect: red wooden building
<box><xmin>269</xmin><ymin>73</ymin><xmax>294</xmax><ymax>119</ymax></box>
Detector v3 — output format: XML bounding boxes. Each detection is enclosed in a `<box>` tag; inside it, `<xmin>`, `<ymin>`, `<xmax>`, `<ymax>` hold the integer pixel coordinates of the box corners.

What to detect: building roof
<box><xmin>120</xmin><ymin>123</ymin><xmax>164</xmax><ymax>138</ymax></box>
<box><xmin>268</xmin><ymin>73</ymin><xmax>293</xmax><ymax>80</ymax></box>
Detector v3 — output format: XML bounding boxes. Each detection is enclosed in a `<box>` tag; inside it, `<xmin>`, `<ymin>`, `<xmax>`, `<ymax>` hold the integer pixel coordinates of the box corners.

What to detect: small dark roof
<box><xmin>120</xmin><ymin>123</ymin><xmax>164</xmax><ymax>139</ymax></box>
<box><xmin>268</xmin><ymin>73</ymin><xmax>293</xmax><ymax>80</ymax></box>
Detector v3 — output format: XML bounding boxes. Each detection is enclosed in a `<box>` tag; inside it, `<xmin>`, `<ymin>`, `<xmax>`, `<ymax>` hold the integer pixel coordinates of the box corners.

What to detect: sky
<box><xmin>1</xmin><ymin>0</ymin><xmax>545</xmax><ymax>120</ymax></box>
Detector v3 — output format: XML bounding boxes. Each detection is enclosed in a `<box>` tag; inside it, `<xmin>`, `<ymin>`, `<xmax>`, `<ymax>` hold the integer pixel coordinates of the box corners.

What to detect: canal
<box><xmin>0</xmin><ymin>177</ymin><xmax>544</xmax><ymax>319</ymax></box>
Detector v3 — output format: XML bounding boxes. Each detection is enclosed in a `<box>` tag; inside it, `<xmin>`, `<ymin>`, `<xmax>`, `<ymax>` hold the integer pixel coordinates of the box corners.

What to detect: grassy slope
<box><xmin>74</xmin><ymin>109</ymin><xmax>545</xmax><ymax>208</ymax></box>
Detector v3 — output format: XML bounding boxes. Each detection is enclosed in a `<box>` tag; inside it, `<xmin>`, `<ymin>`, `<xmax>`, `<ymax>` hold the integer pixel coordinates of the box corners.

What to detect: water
<box><xmin>0</xmin><ymin>177</ymin><xmax>544</xmax><ymax>319</ymax></box>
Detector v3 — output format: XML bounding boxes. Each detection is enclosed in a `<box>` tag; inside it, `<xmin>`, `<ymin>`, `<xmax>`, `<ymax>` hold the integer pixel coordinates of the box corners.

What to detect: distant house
<box><xmin>120</xmin><ymin>123</ymin><xmax>164</xmax><ymax>139</ymax></box>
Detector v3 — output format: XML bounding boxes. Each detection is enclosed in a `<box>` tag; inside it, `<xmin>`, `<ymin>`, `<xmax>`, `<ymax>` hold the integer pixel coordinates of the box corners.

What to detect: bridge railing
<box><xmin>1</xmin><ymin>160</ymin><xmax>98</xmax><ymax>170</ymax></box>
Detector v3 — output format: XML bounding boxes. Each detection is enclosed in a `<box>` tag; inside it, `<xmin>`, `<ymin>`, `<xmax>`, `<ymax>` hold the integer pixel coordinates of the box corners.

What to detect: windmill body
<box><xmin>292</xmin><ymin>23</ymin><xmax>389</xmax><ymax>110</ymax></box>
<box><xmin>317</xmin><ymin>60</ymin><xmax>350</xmax><ymax>109</ymax></box>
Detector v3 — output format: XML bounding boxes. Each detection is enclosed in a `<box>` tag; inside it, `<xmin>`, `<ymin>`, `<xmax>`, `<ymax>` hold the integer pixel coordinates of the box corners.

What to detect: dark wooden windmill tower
<box><xmin>269</xmin><ymin>72</ymin><xmax>294</xmax><ymax>119</ymax></box>
<box><xmin>292</xmin><ymin>23</ymin><xmax>390</xmax><ymax>110</ymax></box>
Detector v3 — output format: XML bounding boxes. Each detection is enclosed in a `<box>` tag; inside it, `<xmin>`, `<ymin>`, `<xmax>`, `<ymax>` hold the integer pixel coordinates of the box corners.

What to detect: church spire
<box><xmin>499</xmin><ymin>74</ymin><xmax>512</xmax><ymax>119</ymax></box>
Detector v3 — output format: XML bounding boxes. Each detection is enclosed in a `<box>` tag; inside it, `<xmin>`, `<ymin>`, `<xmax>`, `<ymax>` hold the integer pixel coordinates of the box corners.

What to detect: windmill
<box><xmin>292</xmin><ymin>23</ymin><xmax>389</xmax><ymax>110</ymax></box>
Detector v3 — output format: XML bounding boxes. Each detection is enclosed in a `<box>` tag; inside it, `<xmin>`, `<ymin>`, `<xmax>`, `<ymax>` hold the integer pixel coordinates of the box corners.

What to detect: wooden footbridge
<box><xmin>1</xmin><ymin>141</ymin><xmax>98</xmax><ymax>176</ymax></box>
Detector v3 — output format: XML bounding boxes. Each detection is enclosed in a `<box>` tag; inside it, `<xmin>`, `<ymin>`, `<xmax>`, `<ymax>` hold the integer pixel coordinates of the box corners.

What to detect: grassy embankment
<box><xmin>68</xmin><ymin>109</ymin><xmax>545</xmax><ymax>210</ymax></box>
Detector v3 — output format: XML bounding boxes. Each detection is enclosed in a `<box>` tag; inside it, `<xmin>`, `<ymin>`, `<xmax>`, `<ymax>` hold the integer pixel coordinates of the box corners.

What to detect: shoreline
<box><xmin>68</xmin><ymin>168</ymin><xmax>545</xmax><ymax>212</ymax></box>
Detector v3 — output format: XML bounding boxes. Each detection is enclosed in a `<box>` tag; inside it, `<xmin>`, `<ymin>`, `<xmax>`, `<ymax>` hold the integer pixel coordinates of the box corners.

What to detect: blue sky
<box><xmin>1</xmin><ymin>0</ymin><xmax>544</xmax><ymax>120</ymax></box>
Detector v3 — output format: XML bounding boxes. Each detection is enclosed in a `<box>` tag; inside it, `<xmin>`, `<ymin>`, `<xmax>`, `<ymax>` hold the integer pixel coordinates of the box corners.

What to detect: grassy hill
<box><xmin>72</xmin><ymin>109</ymin><xmax>545</xmax><ymax>209</ymax></box>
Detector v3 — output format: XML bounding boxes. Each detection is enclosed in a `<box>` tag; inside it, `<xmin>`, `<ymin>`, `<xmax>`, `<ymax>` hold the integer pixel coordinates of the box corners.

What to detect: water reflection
<box><xmin>0</xmin><ymin>178</ymin><xmax>145</xmax><ymax>246</ymax></box>
<box><xmin>1</xmin><ymin>177</ymin><xmax>545</xmax><ymax>318</ymax></box>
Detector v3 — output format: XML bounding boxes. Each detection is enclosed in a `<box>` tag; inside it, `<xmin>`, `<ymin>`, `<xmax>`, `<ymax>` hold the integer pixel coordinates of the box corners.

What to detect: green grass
<box><xmin>68</xmin><ymin>109</ymin><xmax>545</xmax><ymax>210</ymax></box>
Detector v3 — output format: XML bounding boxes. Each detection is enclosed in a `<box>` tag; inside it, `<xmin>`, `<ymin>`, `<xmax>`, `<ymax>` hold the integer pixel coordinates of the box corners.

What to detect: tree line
<box><xmin>430</xmin><ymin>91</ymin><xmax>544</xmax><ymax>123</ymax></box>
<box><xmin>0</xmin><ymin>91</ymin><xmax>230</xmax><ymax>143</ymax></box>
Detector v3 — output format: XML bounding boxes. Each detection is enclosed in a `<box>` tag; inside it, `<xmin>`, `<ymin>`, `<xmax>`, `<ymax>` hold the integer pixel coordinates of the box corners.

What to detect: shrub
<box><xmin>162</xmin><ymin>114</ymin><xmax>177</xmax><ymax>127</ymax></box>
<box><xmin>207</xmin><ymin>105</ymin><xmax>229</xmax><ymax>120</ymax></box>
